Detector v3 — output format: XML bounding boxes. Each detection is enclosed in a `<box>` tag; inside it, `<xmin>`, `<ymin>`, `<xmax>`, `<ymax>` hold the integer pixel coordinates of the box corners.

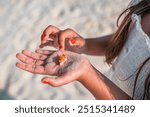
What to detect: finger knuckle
<box><xmin>65</xmin><ymin>28</ymin><xmax>73</xmax><ymax>32</ymax></box>
<box><xmin>44</xmin><ymin>25</ymin><xmax>52</xmax><ymax>32</ymax></box>
<box><xmin>47</xmin><ymin>25</ymin><xmax>52</xmax><ymax>28</ymax></box>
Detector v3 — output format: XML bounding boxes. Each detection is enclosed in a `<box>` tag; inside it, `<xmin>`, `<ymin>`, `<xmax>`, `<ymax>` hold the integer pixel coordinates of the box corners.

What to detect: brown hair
<box><xmin>105</xmin><ymin>0</ymin><xmax>150</xmax><ymax>99</ymax></box>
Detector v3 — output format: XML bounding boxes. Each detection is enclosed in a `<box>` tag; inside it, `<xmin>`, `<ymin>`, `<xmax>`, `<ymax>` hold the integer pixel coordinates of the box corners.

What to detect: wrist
<box><xmin>80</xmin><ymin>39</ymin><xmax>88</xmax><ymax>54</ymax></box>
<box><xmin>77</xmin><ymin>57</ymin><xmax>94</xmax><ymax>83</ymax></box>
<box><xmin>77</xmin><ymin>61</ymin><xmax>115</xmax><ymax>100</ymax></box>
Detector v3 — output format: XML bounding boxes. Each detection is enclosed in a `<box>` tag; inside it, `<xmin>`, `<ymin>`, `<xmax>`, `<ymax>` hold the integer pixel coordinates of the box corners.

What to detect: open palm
<box><xmin>16</xmin><ymin>49</ymin><xmax>88</xmax><ymax>87</ymax></box>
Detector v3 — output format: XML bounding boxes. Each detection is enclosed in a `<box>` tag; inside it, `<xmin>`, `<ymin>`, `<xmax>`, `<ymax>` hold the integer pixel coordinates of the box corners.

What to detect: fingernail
<box><xmin>43</xmin><ymin>33</ymin><xmax>46</xmax><ymax>37</ymax></box>
<box><xmin>59</xmin><ymin>45</ymin><xmax>63</xmax><ymax>49</ymax></box>
<box><xmin>70</xmin><ymin>39</ymin><xmax>76</xmax><ymax>44</ymax></box>
<box><xmin>42</xmin><ymin>80</ymin><xmax>49</xmax><ymax>84</ymax></box>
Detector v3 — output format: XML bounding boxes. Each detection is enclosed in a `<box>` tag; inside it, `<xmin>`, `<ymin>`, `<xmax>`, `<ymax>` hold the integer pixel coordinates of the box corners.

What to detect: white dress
<box><xmin>108</xmin><ymin>0</ymin><xmax>150</xmax><ymax>99</ymax></box>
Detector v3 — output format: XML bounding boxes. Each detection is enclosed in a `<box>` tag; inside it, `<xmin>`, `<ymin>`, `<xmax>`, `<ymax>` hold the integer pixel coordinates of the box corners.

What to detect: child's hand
<box><xmin>16</xmin><ymin>49</ymin><xmax>91</xmax><ymax>87</ymax></box>
<box><xmin>40</xmin><ymin>25</ymin><xmax>86</xmax><ymax>53</ymax></box>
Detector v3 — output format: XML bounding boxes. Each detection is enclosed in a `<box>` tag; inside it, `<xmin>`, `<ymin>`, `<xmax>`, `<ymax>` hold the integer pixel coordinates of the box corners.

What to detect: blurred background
<box><xmin>0</xmin><ymin>0</ymin><xmax>130</xmax><ymax>100</ymax></box>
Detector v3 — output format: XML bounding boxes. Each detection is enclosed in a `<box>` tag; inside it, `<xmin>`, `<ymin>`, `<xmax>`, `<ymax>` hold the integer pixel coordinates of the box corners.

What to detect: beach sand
<box><xmin>0</xmin><ymin>0</ymin><xmax>130</xmax><ymax>99</ymax></box>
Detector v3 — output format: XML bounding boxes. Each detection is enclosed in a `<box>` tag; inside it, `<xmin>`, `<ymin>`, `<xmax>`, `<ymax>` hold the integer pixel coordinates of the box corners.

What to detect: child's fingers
<box><xmin>58</xmin><ymin>28</ymin><xmax>77</xmax><ymax>50</ymax></box>
<box><xmin>41</xmin><ymin>72</ymin><xmax>71</xmax><ymax>87</ymax></box>
<box><xmin>22</xmin><ymin>50</ymin><xmax>48</xmax><ymax>60</ymax></box>
<box><xmin>39</xmin><ymin>41</ymin><xmax>54</xmax><ymax>48</ymax></box>
<box><xmin>41</xmin><ymin>25</ymin><xmax>60</xmax><ymax>44</ymax></box>
<box><xmin>16</xmin><ymin>62</ymin><xmax>45</xmax><ymax>74</ymax></box>
<box><xmin>16</xmin><ymin>53</ymin><xmax>44</xmax><ymax>66</ymax></box>
<box><xmin>35</xmin><ymin>49</ymin><xmax>55</xmax><ymax>55</ymax></box>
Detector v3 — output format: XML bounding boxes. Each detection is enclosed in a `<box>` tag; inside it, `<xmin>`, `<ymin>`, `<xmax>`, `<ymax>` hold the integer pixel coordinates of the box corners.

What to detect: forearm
<box><xmin>80</xmin><ymin>65</ymin><xmax>131</xmax><ymax>100</ymax></box>
<box><xmin>83</xmin><ymin>34</ymin><xmax>113</xmax><ymax>56</ymax></box>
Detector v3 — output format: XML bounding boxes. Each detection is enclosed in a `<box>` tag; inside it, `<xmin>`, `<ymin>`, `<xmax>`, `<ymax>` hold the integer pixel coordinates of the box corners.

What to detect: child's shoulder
<box><xmin>141</xmin><ymin>13</ymin><xmax>150</xmax><ymax>37</ymax></box>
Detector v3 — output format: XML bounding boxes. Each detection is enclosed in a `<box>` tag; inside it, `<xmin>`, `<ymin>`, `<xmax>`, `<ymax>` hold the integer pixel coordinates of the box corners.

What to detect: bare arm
<box><xmin>80</xmin><ymin>64</ymin><xmax>131</xmax><ymax>100</ymax></box>
<box><xmin>83</xmin><ymin>34</ymin><xmax>113</xmax><ymax>56</ymax></box>
<box><xmin>40</xmin><ymin>25</ymin><xmax>113</xmax><ymax>56</ymax></box>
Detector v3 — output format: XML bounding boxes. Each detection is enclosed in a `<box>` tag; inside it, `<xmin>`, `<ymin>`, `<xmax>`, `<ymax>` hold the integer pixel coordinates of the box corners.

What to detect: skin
<box><xmin>16</xmin><ymin>12</ymin><xmax>150</xmax><ymax>100</ymax></box>
<box><xmin>40</xmin><ymin>25</ymin><xmax>87</xmax><ymax>53</ymax></box>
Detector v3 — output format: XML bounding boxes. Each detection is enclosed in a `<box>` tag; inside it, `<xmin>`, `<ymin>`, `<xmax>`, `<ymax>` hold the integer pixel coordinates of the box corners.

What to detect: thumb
<box><xmin>39</xmin><ymin>41</ymin><xmax>54</xmax><ymax>48</ymax></box>
<box><xmin>41</xmin><ymin>73</ymin><xmax>72</xmax><ymax>87</ymax></box>
<box><xmin>69</xmin><ymin>37</ymin><xmax>85</xmax><ymax>47</ymax></box>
